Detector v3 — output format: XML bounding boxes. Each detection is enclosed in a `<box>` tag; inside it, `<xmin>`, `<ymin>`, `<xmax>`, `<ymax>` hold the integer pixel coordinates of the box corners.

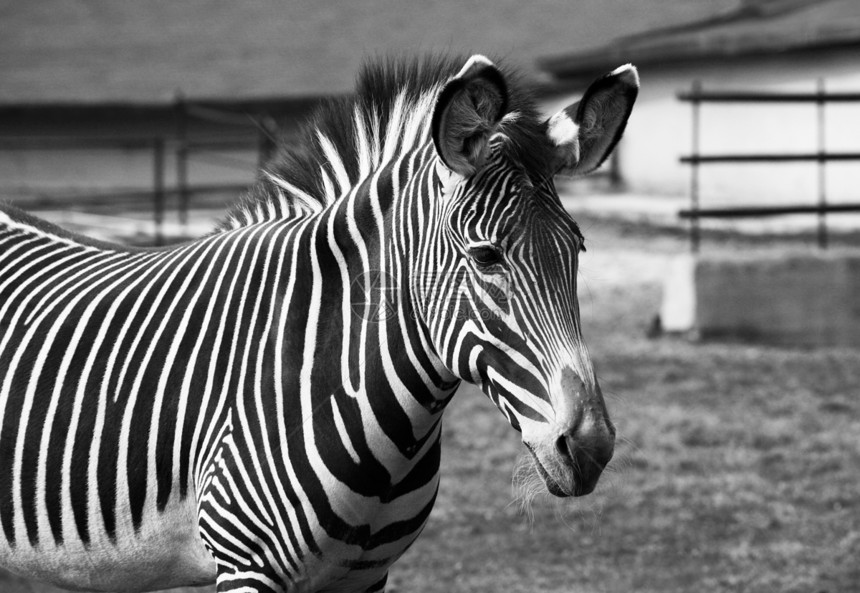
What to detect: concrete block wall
<box><xmin>661</xmin><ymin>251</ymin><xmax>860</xmax><ymax>347</ymax></box>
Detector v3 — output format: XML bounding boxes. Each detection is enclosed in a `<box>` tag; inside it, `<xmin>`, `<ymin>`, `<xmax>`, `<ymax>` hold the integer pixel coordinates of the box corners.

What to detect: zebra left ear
<box><xmin>547</xmin><ymin>64</ymin><xmax>639</xmax><ymax>177</ymax></box>
<box><xmin>432</xmin><ymin>55</ymin><xmax>508</xmax><ymax>176</ymax></box>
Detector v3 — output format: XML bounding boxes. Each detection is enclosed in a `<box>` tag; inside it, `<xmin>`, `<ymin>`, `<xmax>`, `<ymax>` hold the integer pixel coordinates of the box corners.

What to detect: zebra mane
<box><xmin>219</xmin><ymin>54</ymin><xmax>553</xmax><ymax>230</ymax></box>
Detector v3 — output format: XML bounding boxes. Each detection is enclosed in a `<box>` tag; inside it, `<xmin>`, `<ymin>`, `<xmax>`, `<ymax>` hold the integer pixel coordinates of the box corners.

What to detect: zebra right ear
<box><xmin>432</xmin><ymin>55</ymin><xmax>508</xmax><ymax>177</ymax></box>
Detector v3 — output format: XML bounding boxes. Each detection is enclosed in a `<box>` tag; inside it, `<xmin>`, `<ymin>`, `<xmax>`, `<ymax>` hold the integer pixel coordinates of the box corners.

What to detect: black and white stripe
<box><xmin>0</xmin><ymin>54</ymin><xmax>637</xmax><ymax>592</ymax></box>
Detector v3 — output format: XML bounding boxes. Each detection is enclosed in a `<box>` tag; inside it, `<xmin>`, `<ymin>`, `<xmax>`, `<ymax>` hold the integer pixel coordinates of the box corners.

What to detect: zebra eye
<box><xmin>467</xmin><ymin>245</ymin><xmax>503</xmax><ymax>268</ymax></box>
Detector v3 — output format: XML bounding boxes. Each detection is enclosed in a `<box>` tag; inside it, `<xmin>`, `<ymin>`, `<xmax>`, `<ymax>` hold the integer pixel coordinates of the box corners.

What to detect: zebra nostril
<box><xmin>555</xmin><ymin>433</ymin><xmax>573</xmax><ymax>462</ymax></box>
<box><xmin>553</xmin><ymin>423</ymin><xmax>615</xmax><ymax>496</ymax></box>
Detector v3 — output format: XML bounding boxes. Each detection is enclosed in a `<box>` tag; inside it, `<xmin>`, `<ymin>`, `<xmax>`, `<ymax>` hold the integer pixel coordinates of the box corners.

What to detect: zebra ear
<box><xmin>547</xmin><ymin>64</ymin><xmax>639</xmax><ymax>177</ymax></box>
<box><xmin>432</xmin><ymin>55</ymin><xmax>508</xmax><ymax>176</ymax></box>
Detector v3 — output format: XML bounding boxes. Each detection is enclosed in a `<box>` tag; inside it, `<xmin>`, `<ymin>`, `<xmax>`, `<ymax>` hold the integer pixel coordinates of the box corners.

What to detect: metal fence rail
<box><xmin>678</xmin><ymin>81</ymin><xmax>860</xmax><ymax>252</ymax></box>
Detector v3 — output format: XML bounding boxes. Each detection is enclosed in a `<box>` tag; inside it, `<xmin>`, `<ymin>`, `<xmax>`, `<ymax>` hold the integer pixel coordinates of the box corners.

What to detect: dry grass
<box><xmin>3</xmin><ymin>214</ymin><xmax>859</xmax><ymax>592</ymax></box>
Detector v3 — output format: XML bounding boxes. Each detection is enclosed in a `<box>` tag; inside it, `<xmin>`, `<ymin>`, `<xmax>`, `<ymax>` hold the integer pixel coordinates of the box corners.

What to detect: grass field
<box><xmin>2</xmin><ymin>213</ymin><xmax>859</xmax><ymax>592</ymax></box>
<box><xmin>390</xmin><ymin>217</ymin><xmax>860</xmax><ymax>593</ymax></box>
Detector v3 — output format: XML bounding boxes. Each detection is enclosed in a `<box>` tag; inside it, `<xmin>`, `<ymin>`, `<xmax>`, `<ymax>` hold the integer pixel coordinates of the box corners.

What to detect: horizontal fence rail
<box><xmin>677</xmin><ymin>79</ymin><xmax>860</xmax><ymax>252</ymax></box>
<box><xmin>679</xmin><ymin>204</ymin><xmax>860</xmax><ymax>219</ymax></box>
<box><xmin>0</xmin><ymin>135</ymin><xmax>257</xmax><ymax>150</ymax></box>
<box><xmin>681</xmin><ymin>153</ymin><xmax>860</xmax><ymax>164</ymax></box>
<box><xmin>677</xmin><ymin>90</ymin><xmax>860</xmax><ymax>103</ymax></box>
<box><xmin>15</xmin><ymin>183</ymin><xmax>253</xmax><ymax>207</ymax></box>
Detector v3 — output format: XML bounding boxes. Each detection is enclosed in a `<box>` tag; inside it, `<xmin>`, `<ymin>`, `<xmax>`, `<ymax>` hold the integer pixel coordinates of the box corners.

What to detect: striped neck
<box><xmin>316</xmin><ymin>140</ymin><xmax>460</xmax><ymax>450</ymax></box>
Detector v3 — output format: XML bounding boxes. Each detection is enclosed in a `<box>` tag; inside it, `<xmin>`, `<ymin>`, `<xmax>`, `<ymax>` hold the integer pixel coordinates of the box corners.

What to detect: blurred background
<box><xmin>3</xmin><ymin>0</ymin><xmax>860</xmax><ymax>244</ymax></box>
<box><xmin>1</xmin><ymin>1</ymin><xmax>859</xmax><ymax>591</ymax></box>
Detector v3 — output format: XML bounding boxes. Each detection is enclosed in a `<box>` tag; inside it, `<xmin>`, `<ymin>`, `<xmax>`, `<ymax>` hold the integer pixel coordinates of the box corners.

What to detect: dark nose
<box><xmin>555</xmin><ymin>420</ymin><xmax>615</xmax><ymax>496</ymax></box>
<box><xmin>557</xmin><ymin>368</ymin><xmax>615</xmax><ymax>495</ymax></box>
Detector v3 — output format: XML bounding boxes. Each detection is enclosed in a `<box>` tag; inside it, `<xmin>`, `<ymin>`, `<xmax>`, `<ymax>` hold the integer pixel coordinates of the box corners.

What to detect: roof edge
<box><xmin>539</xmin><ymin>35</ymin><xmax>860</xmax><ymax>82</ymax></box>
<box><xmin>0</xmin><ymin>94</ymin><xmax>332</xmax><ymax>113</ymax></box>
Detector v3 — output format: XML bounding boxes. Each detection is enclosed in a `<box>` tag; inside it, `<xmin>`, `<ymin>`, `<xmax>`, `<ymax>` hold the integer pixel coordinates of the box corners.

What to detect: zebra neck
<box><xmin>311</xmin><ymin>153</ymin><xmax>460</xmax><ymax>453</ymax></box>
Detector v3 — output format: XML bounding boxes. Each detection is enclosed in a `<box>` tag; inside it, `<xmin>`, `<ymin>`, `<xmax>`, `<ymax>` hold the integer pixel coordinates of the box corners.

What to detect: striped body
<box><xmin>0</xmin><ymin>55</ymin><xmax>637</xmax><ymax>592</ymax></box>
<box><xmin>0</xmin><ymin>179</ymin><xmax>447</xmax><ymax>590</ymax></box>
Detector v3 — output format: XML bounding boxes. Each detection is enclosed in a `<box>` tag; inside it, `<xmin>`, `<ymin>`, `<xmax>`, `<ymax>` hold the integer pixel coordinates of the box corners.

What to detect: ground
<box><xmin>392</xmin><ymin>215</ymin><xmax>860</xmax><ymax>593</ymax></box>
<box><xmin>1</xmin><ymin>211</ymin><xmax>858</xmax><ymax>592</ymax></box>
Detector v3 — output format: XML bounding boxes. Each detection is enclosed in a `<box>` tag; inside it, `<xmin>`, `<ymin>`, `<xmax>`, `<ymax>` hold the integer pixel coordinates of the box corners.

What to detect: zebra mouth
<box><xmin>524</xmin><ymin>444</ymin><xmax>570</xmax><ymax>498</ymax></box>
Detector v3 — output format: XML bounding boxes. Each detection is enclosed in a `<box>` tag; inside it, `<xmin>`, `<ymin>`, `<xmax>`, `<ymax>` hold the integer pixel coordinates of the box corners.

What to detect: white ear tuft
<box><xmin>547</xmin><ymin>110</ymin><xmax>580</xmax><ymax>148</ymax></box>
<box><xmin>609</xmin><ymin>64</ymin><xmax>639</xmax><ymax>83</ymax></box>
<box><xmin>610</xmin><ymin>63</ymin><xmax>640</xmax><ymax>88</ymax></box>
<box><xmin>455</xmin><ymin>54</ymin><xmax>495</xmax><ymax>79</ymax></box>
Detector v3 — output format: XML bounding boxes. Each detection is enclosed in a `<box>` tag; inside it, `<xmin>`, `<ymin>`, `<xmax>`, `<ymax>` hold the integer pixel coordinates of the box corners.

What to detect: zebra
<box><xmin>0</xmin><ymin>54</ymin><xmax>637</xmax><ymax>592</ymax></box>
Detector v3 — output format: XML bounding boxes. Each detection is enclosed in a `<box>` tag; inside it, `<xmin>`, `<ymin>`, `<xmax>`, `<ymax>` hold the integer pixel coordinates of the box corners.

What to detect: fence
<box><xmin>0</xmin><ymin>97</ymin><xmax>281</xmax><ymax>245</ymax></box>
<box><xmin>677</xmin><ymin>81</ymin><xmax>860</xmax><ymax>252</ymax></box>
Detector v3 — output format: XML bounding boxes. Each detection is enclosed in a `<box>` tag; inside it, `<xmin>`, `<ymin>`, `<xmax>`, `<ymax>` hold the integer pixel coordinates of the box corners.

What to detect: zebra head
<box><xmin>418</xmin><ymin>56</ymin><xmax>638</xmax><ymax>497</ymax></box>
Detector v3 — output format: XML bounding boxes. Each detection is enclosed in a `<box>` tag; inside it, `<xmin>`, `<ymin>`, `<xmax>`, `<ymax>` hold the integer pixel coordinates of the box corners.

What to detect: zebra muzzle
<box><xmin>525</xmin><ymin>370</ymin><xmax>615</xmax><ymax>497</ymax></box>
<box><xmin>526</xmin><ymin>420</ymin><xmax>614</xmax><ymax>498</ymax></box>
<box><xmin>553</xmin><ymin>421</ymin><xmax>614</xmax><ymax>497</ymax></box>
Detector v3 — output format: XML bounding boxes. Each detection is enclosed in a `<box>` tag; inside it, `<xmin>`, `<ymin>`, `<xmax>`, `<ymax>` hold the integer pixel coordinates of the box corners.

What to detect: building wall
<box><xmin>542</xmin><ymin>48</ymin><xmax>860</xmax><ymax>207</ymax></box>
